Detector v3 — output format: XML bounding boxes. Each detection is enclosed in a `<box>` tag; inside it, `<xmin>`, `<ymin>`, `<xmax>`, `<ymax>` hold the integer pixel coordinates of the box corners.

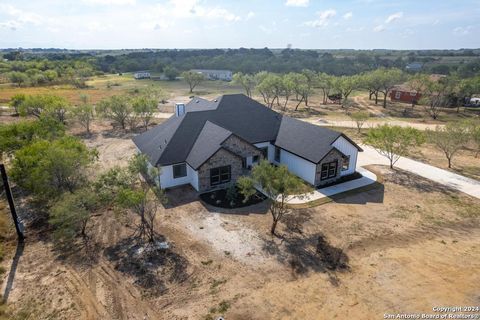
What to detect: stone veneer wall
<box><xmin>221</xmin><ymin>135</ymin><xmax>263</xmax><ymax>159</ymax></box>
<box><xmin>197</xmin><ymin>148</ymin><xmax>243</xmax><ymax>192</ymax></box>
<box><xmin>315</xmin><ymin>148</ymin><xmax>344</xmax><ymax>186</ymax></box>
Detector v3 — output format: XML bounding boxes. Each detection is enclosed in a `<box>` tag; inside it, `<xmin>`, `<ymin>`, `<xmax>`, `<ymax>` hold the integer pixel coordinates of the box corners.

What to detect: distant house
<box><xmin>405</xmin><ymin>62</ymin><xmax>423</xmax><ymax>72</ymax></box>
<box><xmin>190</xmin><ymin>69</ymin><xmax>233</xmax><ymax>81</ymax></box>
<box><xmin>134</xmin><ymin>71</ymin><xmax>151</xmax><ymax>80</ymax></box>
<box><xmin>133</xmin><ymin>94</ymin><xmax>362</xmax><ymax>192</ymax></box>
<box><xmin>390</xmin><ymin>85</ymin><xmax>421</xmax><ymax>105</ymax></box>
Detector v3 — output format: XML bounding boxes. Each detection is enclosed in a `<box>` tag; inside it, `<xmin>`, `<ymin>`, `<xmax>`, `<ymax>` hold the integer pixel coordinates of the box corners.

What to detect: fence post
<box><xmin>0</xmin><ymin>164</ymin><xmax>24</xmax><ymax>242</ymax></box>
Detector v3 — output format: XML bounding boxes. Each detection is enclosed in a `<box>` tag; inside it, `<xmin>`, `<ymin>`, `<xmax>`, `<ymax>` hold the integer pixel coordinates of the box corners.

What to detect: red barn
<box><xmin>390</xmin><ymin>85</ymin><xmax>422</xmax><ymax>104</ymax></box>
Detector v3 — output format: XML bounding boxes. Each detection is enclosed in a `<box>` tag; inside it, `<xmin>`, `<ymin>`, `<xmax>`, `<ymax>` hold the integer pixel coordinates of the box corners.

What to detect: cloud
<box><xmin>373</xmin><ymin>24</ymin><xmax>385</xmax><ymax>32</ymax></box>
<box><xmin>0</xmin><ymin>4</ymin><xmax>43</xmax><ymax>30</ymax></box>
<box><xmin>385</xmin><ymin>12</ymin><xmax>403</xmax><ymax>24</ymax></box>
<box><xmin>151</xmin><ymin>0</ymin><xmax>240</xmax><ymax>22</ymax></box>
<box><xmin>246</xmin><ymin>11</ymin><xmax>255</xmax><ymax>20</ymax></box>
<box><xmin>343</xmin><ymin>12</ymin><xmax>353</xmax><ymax>20</ymax></box>
<box><xmin>285</xmin><ymin>0</ymin><xmax>309</xmax><ymax>7</ymax></box>
<box><xmin>305</xmin><ymin>9</ymin><xmax>336</xmax><ymax>27</ymax></box>
<box><xmin>81</xmin><ymin>0</ymin><xmax>136</xmax><ymax>5</ymax></box>
<box><xmin>453</xmin><ymin>26</ymin><xmax>472</xmax><ymax>35</ymax></box>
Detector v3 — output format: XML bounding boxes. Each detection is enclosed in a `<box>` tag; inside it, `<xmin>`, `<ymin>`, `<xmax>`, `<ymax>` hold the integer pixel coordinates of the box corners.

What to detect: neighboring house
<box><xmin>405</xmin><ymin>62</ymin><xmax>423</xmax><ymax>72</ymax></box>
<box><xmin>190</xmin><ymin>69</ymin><xmax>233</xmax><ymax>81</ymax></box>
<box><xmin>390</xmin><ymin>85</ymin><xmax>422</xmax><ymax>104</ymax></box>
<box><xmin>133</xmin><ymin>94</ymin><xmax>362</xmax><ymax>192</ymax></box>
<box><xmin>134</xmin><ymin>71</ymin><xmax>151</xmax><ymax>79</ymax></box>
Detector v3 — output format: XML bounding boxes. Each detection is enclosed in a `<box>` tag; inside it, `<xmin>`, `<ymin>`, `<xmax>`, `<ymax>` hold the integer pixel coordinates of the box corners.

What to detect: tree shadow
<box><xmin>2</xmin><ymin>240</ymin><xmax>25</xmax><ymax>303</ymax></box>
<box><xmin>333</xmin><ymin>182</ymin><xmax>385</xmax><ymax>205</ymax></box>
<box><xmin>104</xmin><ymin>237</ymin><xmax>189</xmax><ymax>297</ymax></box>
<box><xmin>262</xmin><ymin>231</ymin><xmax>349</xmax><ymax>284</ymax></box>
<box><xmin>53</xmin><ymin>237</ymin><xmax>102</xmax><ymax>268</ymax></box>
<box><xmin>385</xmin><ymin>169</ymin><xmax>455</xmax><ymax>195</ymax></box>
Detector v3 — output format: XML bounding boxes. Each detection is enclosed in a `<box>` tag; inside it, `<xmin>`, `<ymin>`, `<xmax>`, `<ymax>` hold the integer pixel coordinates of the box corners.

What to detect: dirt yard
<box><xmin>1</xmin><ymin>119</ymin><xmax>480</xmax><ymax>320</ymax></box>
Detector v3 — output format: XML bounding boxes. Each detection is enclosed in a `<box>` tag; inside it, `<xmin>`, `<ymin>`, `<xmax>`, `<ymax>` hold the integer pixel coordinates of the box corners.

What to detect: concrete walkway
<box><xmin>305</xmin><ymin>118</ymin><xmax>443</xmax><ymax>131</ymax></box>
<box><xmin>282</xmin><ymin>167</ymin><xmax>378</xmax><ymax>205</ymax></box>
<box><xmin>358</xmin><ymin>145</ymin><xmax>480</xmax><ymax>199</ymax></box>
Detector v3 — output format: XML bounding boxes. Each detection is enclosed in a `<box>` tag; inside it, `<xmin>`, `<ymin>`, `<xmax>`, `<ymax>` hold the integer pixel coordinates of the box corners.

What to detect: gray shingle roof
<box><xmin>185</xmin><ymin>121</ymin><xmax>232</xmax><ymax>169</ymax></box>
<box><xmin>133</xmin><ymin>94</ymin><xmax>361</xmax><ymax>167</ymax></box>
<box><xmin>275</xmin><ymin>116</ymin><xmax>342</xmax><ymax>163</ymax></box>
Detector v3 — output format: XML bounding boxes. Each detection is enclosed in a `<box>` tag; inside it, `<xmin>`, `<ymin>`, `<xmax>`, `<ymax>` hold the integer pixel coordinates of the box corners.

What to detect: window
<box><xmin>342</xmin><ymin>155</ymin><xmax>350</xmax><ymax>171</ymax></box>
<box><xmin>320</xmin><ymin>161</ymin><xmax>337</xmax><ymax>180</ymax></box>
<box><xmin>241</xmin><ymin>157</ymin><xmax>247</xmax><ymax>169</ymax></box>
<box><xmin>274</xmin><ymin>146</ymin><xmax>281</xmax><ymax>162</ymax></box>
<box><xmin>260</xmin><ymin>147</ymin><xmax>268</xmax><ymax>160</ymax></box>
<box><xmin>395</xmin><ymin>91</ymin><xmax>401</xmax><ymax>99</ymax></box>
<box><xmin>173</xmin><ymin>163</ymin><xmax>187</xmax><ymax>179</ymax></box>
<box><xmin>210</xmin><ymin>165</ymin><xmax>231</xmax><ymax>186</ymax></box>
<box><xmin>253</xmin><ymin>155</ymin><xmax>259</xmax><ymax>163</ymax></box>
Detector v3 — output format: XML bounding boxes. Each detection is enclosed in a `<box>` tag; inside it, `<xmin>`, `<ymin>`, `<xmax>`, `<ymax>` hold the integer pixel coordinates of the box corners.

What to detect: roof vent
<box><xmin>196</xmin><ymin>100</ymin><xmax>199</xmax><ymax>103</ymax></box>
<box><xmin>214</xmin><ymin>99</ymin><xmax>218</xmax><ymax>102</ymax></box>
<box><xmin>175</xmin><ymin>103</ymin><xmax>185</xmax><ymax>117</ymax></box>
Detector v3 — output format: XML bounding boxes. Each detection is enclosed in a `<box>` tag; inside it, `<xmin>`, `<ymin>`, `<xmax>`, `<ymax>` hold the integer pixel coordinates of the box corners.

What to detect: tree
<box><xmin>317</xmin><ymin>73</ymin><xmax>334</xmax><ymax>105</ymax></box>
<box><xmin>377</xmin><ymin>68</ymin><xmax>405</xmax><ymax>108</ymax></box>
<box><xmin>95</xmin><ymin>154</ymin><xmax>166</xmax><ymax>243</ymax></box>
<box><xmin>349</xmin><ymin>111</ymin><xmax>370</xmax><ymax>133</ymax></box>
<box><xmin>233</xmin><ymin>72</ymin><xmax>256</xmax><ymax>97</ymax></box>
<box><xmin>363</xmin><ymin>70</ymin><xmax>383</xmax><ymax>104</ymax></box>
<box><xmin>427</xmin><ymin>123</ymin><xmax>470</xmax><ymax>168</ymax></box>
<box><xmin>407</xmin><ymin>73</ymin><xmax>431</xmax><ymax>109</ymax></box>
<box><xmin>7</xmin><ymin>71</ymin><xmax>28</xmax><ymax>87</ymax></box>
<box><xmin>132</xmin><ymin>96</ymin><xmax>158</xmax><ymax>131</ymax></box>
<box><xmin>256</xmin><ymin>73</ymin><xmax>280</xmax><ymax>108</ymax></box>
<box><xmin>97</xmin><ymin>95</ymin><xmax>132</xmax><ymax>130</ymax></box>
<box><xmin>237</xmin><ymin>160</ymin><xmax>303</xmax><ymax>236</ymax></box>
<box><xmin>49</xmin><ymin>187</ymin><xmax>99</xmax><ymax>244</ymax></box>
<box><xmin>473</xmin><ymin>123</ymin><xmax>480</xmax><ymax>158</ymax></box>
<box><xmin>163</xmin><ymin>65</ymin><xmax>179</xmax><ymax>81</ymax></box>
<box><xmin>288</xmin><ymin>73</ymin><xmax>311</xmax><ymax>110</ymax></box>
<box><xmin>11</xmin><ymin>136</ymin><xmax>97</xmax><ymax>202</ymax></box>
<box><xmin>419</xmin><ymin>77</ymin><xmax>457</xmax><ymax>120</ymax></box>
<box><xmin>72</xmin><ymin>98</ymin><xmax>94</xmax><ymax>135</ymax></box>
<box><xmin>181</xmin><ymin>71</ymin><xmax>205</xmax><ymax>93</ymax></box>
<box><xmin>19</xmin><ymin>94</ymin><xmax>70</xmax><ymax>123</ymax></box>
<box><xmin>0</xmin><ymin>117</ymin><xmax>65</xmax><ymax>159</ymax></box>
<box><xmin>281</xmin><ymin>73</ymin><xmax>296</xmax><ymax>110</ymax></box>
<box><xmin>333</xmin><ymin>75</ymin><xmax>361</xmax><ymax>108</ymax></box>
<box><xmin>365</xmin><ymin>125</ymin><xmax>424</xmax><ymax>169</ymax></box>
<box><xmin>9</xmin><ymin>93</ymin><xmax>26</xmax><ymax>115</ymax></box>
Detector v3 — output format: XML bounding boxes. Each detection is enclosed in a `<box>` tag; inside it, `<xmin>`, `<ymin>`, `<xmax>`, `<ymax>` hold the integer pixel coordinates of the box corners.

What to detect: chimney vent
<box><xmin>175</xmin><ymin>103</ymin><xmax>185</xmax><ymax>117</ymax></box>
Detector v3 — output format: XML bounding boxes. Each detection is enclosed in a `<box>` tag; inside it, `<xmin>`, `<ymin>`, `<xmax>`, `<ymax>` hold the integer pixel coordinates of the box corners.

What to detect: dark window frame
<box><xmin>320</xmin><ymin>160</ymin><xmax>338</xmax><ymax>180</ymax></box>
<box><xmin>274</xmin><ymin>146</ymin><xmax>281</xmax><ymax>162</ymax></box>
<box><xmin>173</xmin><ymin>163</ymin><xmax>187</xmax><ymax>179</ymax></box>
<box><xmin>260</xmin><ymin>147</ymin><xmax>268</xmax><ymax>160</ymax></box>
<box><xmin>253</xmin><ymin>155</ymin><xmax>259</xmax><ymax>163</ymax></box>
<box><xmin>210</xmin><ymin>165</ymin><xmax>231</xmax><ymax>186</ymax></box>
<box><xmin>342</xmin><ymin>155</ymin><xmax>350</xmax><ymax>171</ymax></box>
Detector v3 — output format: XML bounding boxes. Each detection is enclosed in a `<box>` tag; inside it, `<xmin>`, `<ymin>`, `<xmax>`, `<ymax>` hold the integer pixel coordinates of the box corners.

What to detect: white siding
<box><xmin>332</xmin><ymin>136</ymin><xmax>359</xmax><ymax>176</ymax></box>
<box><xmin>277</xmin><ymin>149</ymin><xmax>317</xmax><ymax>185</ymax></box>
<box><xmin>158</xmin><ymin>163</ymin><xmax>199</xmax><ymax>191</ymax></box>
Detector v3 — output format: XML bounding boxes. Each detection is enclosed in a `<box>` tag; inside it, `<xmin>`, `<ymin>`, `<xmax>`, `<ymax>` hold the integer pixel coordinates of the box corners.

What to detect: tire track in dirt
<box><xmin>62</xmin><ymin>269</ymin><xmax>106</xmax><ymax>320</ymax></box>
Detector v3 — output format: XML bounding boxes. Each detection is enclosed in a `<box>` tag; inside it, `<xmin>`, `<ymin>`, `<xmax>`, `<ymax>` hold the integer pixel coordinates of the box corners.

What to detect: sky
<box><xmin>0</xmin><ymin>0</ymin><xmax>479</xmax><ymax>50</ymax></box>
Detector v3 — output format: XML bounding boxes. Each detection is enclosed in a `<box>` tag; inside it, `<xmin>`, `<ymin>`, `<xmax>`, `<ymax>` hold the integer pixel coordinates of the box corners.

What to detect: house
<box><xmin>133</xmin><ymin>94</ymin><xmax>362</xmax><ymax>192</ymax></box>
<box><xmin>190</xmin><ymin>69</ymin><xmax>233</xmax><ymax>81</ymax></box>
<box><xmin>134</xmin><ymin>71</ymin><xmax>151</xmax><ymax>79</ymax></box>
<box><xmin>390</xmin><ymin>84</ymin><xmax>422</xmax><ymax>104</ymax></box>
<box><xmin>405</xmin><ymin>62</ymin><xmax>423</xmax><ymax>72</ymax></box>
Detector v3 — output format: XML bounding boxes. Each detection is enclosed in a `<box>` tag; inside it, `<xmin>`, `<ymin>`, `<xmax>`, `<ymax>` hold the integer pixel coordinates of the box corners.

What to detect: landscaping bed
<box><xmin>199</xmin><ymin>186</ymin><xmax>266</xmax><ymax>208</ymax></box>
<box><xmin>317</xmin><ymin>171</ymin><xmax>363</xmax><ymax>189</ymax></box>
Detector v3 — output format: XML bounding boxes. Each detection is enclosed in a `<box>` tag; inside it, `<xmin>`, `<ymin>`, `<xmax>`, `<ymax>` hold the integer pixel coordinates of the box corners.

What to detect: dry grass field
<box><xmin>1</xmin><ymin>118</ymin><xmax>479</xmax><ymax>319</ymax></box>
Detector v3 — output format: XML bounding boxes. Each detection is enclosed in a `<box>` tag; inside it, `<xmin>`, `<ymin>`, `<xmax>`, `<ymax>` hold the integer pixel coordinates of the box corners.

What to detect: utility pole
<box><xmin>0</xmin><ymin>164</ymin><xmax>24</xmax><ymax>242</ymax></box>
